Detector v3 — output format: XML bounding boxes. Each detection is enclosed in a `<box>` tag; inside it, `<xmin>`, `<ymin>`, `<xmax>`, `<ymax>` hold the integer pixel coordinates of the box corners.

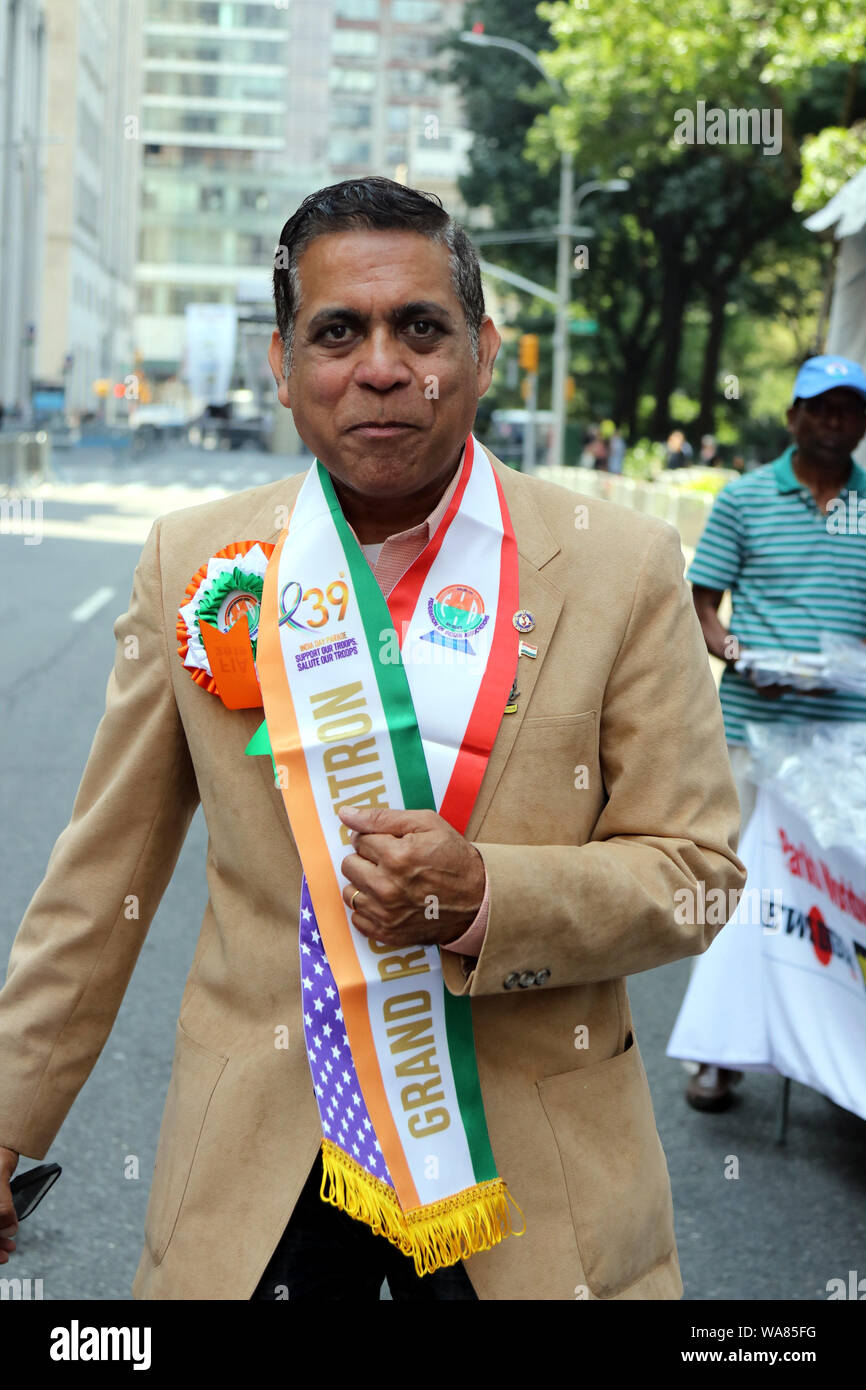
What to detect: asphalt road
<box><xmin>1</xmin><ymin>445</ymin><xmax>864</xmax><ymax>1301</ymax></box>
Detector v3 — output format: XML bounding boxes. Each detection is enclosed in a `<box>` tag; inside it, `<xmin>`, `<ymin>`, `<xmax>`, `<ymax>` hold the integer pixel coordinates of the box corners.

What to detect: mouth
<box><xmin>350</xmin><ymin>422</ymin><xmax>418</xmax><ymax>438</ymax></box>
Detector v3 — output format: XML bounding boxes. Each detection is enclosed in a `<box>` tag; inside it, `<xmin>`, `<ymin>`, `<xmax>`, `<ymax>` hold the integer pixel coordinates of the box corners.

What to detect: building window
<box><xmin>388</xmin><ymin>68</ymin><xmax>428</xmax><ymax>95</ymax></box>
<box><xmin>330</xmin><ymin>102</ymin><xmax>373</xmax><ymax>128</ymax></box>
<box><xmin>166</xmin><ymin>286</ymin><xmax>232</xmax><ymax>314</ymax></box>
<box><xmin>145</xmin><ymin>70</ymin><xmax>283</xmax><ymax>101</ymax></box>
<box><xmin>334</xmin><ymin>0</ymin><xmax>379</xmax><ymax>16</ymax></box>
<box><xmin>235</xmin><ymin>232</ymin><xmax>274</xmax><ymax>262</ymax></box>
<box><xmin>391</xmin><ymin>0</ymin><xmax>442</xmax><ymax>21</ymax></box>
<box><xmin>147</xmin><ymin>34</ymin><xmax>281</xmax><ymax>64</ymax></box>
<box><xmin>76</xmin><ymin>177</ymin><xmax>99</xmax><ymax>236</ymax></box>
<box><xmin>147</xmin><ymin>1</ymin><xmax>282</xmax><ymax>27</ymax></box>
<box><xmin>239</xmin><ymin>188</ymin><xmax>270</xmax><ymax>212</ymax></box>
<box><xmin>328</xmin><ymin>134</ymin><xmax>373</xmax><ymax>163</ymax></box>
<box><xmin>331</xmin><ymin>29</ymin><xmax>378</xmax><ymax>56</ymax></box>
<box><xmin>391</xmin><ymin>33</ymin><xmax>439</xmax><ymax>60</ymax></box>
<box><xmin>329</xmin><ymin>67</ymin><xmax>376</xmax><ymax>91</ymax></box>
<box><xmin>143</xmin><ymin>106</ymin><xmax>282</xmax><ymax>139</ymax></box>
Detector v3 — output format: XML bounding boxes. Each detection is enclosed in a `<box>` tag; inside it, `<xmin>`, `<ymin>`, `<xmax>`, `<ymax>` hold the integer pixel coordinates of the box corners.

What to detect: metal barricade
<box><xmin>0</xmin><ymin>432</ymin><xmax>52</xmax><ymax>492</ymax></box>
<box><xmin>0</xmin><ymin>437</ymin><xmax>18</xmax><ymax>490</ymax></box>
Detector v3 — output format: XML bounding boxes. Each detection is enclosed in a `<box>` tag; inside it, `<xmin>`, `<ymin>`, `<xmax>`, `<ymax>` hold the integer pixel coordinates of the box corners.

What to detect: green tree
<box><xmin>530</xmin><ymin>0</ymin><xmax>866</xmax><ymax>434</ymax></box>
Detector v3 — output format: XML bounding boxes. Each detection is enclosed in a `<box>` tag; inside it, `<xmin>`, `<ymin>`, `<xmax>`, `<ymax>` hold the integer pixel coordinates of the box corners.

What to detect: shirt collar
<box><xmin>773</xmin><ymin>442</ymin><xmax>866</xmax><ymax>496</ymax></box>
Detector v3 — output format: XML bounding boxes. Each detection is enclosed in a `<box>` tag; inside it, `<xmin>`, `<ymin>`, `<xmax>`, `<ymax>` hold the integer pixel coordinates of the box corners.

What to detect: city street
<box><xmin>2</xmin><ymin>445</ymin><xmax>865</xmax><ymax>1302</ymax></box>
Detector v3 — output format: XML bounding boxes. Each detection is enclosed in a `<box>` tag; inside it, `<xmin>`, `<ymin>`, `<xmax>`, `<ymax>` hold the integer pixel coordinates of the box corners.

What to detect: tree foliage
<box><xmin>441</xmin><ymin>0</ymin><xmax>866</xmax><ymax>449</ymax></box>
<box><xmin>795</xmin><ymin>121</ymin><xmax>866</xmax><ymax>212</ymax></box>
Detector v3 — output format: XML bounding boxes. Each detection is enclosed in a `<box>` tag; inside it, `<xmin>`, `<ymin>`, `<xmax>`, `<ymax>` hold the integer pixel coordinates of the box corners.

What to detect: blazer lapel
<box><xmin>464</xmin><ymin>456</ymin><xmax>565</xmax><ymax>838</ymax></box>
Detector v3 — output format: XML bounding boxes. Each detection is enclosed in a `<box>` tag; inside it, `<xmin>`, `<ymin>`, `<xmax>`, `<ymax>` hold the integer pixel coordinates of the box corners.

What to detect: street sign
<box><xmin>569</xmin><ymin>319</ymin><xmax>598</xmax><ymax>335</ymax></box>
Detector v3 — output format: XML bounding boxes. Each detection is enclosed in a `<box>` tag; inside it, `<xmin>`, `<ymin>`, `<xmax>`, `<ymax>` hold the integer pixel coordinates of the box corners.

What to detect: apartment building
<box><xmin>0</xmin><ymin>0</ymin><xmax>47</xmax><ymax>416</ymax></box>
<box><xmin>136</xmin><ymin>0</ymin><xmax>480</xmax><ymax>401</ymax></box>
<box><xmin>27</xmin><ymin>0</ymin><xmax>144</xmax><ymax>418</ymax></box>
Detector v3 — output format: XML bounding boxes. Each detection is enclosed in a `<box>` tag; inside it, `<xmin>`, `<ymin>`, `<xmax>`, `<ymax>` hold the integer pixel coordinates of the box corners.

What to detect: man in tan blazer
<box><xmin>0</xmin><ymin>177</ymin><xmax>745</xmax><ymax>1300</ymax></box>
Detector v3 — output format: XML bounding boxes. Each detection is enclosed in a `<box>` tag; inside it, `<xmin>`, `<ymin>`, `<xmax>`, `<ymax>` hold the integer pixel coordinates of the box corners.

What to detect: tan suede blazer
<box><xmin>0</xmin><ymin>451</ymin><xmax>745</xmax><ymax>1300</ymax></box>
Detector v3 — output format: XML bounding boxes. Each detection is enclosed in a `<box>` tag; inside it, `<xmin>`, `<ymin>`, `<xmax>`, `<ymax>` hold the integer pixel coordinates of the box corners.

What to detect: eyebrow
<box><xmin>305</xmin><ymin>300</ymin><xmax>455</xmax><ymax>335</ymax></box>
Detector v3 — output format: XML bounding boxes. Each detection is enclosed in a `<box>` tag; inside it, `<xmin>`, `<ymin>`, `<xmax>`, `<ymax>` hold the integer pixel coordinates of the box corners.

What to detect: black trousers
<box><xmin>250</xmin><ymin>1149</ymin><xmax>479</xmax><ymax>1301</ymax></box>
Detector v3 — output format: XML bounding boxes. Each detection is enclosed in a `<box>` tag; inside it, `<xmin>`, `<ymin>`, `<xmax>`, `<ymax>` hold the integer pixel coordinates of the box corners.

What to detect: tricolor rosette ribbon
<box><xmin>176</xmin><ymin>540</ymin><xmax>275</xmax><ymax>708</ymax></box>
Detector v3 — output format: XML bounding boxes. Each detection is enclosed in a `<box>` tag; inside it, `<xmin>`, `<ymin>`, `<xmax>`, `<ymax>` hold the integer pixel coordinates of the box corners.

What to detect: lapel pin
<box><xmin>504</xmin><ymin>673</ymin><xmax>520</xmax><ymax>713</ymax></box>
<box><xmin>518</xmin><ymin>640</ymin><xmax>538</xmax><ymax>658</ymax></box>
<box><xmin>512</xmin><ymin>609</ymin><xmax>535</xmax><ymax>633</ymax></box>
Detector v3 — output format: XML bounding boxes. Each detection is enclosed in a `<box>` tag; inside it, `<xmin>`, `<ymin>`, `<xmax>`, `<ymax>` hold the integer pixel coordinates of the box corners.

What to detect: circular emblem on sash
<box><xmin>221</xmin><ymin>588</ymin><xmax>261</xmax><ymax>641</ymax></box>
<box><xmin>430</xmin><ymin>584</ymin><xmax>487</xmax><ymax>637</ymax></box>
<box><xmin>196</xmin><ymin>569</ymin><xmax>264</xmax><ymax>646</ymax></box>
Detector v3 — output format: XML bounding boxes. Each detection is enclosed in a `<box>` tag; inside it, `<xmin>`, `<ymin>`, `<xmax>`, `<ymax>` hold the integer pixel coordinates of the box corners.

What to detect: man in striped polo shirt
<box><xmin>684</xmin><ymin>354</ymin><xmax>866</xmax><ymax>1111</ymax></box>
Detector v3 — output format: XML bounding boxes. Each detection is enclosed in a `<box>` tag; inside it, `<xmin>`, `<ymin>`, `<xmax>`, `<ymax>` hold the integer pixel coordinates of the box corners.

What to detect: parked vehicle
<box><xmin>39</xmin><ymin>413</ymin><xmax>81</xmax><ymax>448</ymax></box>
<box><xmin>486</xmin><ymin>409</ymin><xmax>556</xmax><ymax>468</ymax></box>
<box><xmin>187</xmin><ymin>402</ymin><xmax>269</xmax><ymax>451</ymax></box>
<box><xmin>126</xmin><ymin>403</ymin><xmax>189</xmax><ymax>453</ymax></box>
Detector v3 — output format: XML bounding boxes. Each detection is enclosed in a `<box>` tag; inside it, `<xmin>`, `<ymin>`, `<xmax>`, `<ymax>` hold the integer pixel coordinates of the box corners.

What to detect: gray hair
<box><xmin>272</xmin><ymin>176</ymin><xmax>485</xmax><ymax>378</ymax></box>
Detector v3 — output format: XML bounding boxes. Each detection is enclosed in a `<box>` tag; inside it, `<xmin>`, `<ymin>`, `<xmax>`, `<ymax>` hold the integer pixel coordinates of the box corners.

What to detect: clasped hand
<box><xmin>337</xmin><ymin>805</ymin><xmax>485</xmax><ymax>949</ymax></box>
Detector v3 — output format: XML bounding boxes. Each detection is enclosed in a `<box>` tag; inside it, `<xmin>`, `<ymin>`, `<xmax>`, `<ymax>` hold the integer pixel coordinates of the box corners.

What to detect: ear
<box><xmin>475</xmin><ymin>316</ymin><xmax>502</xmax><ymax>399</ymax></box>
<box><xmin>267</xmin><ymin>330</ymin><xmax>292</xmax><ymax>409</ymax></box>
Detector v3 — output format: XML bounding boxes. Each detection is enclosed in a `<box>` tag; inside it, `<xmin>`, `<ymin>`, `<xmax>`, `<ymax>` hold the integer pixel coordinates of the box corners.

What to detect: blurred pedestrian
<box><xmin>664</xmin><ymin>429</ymin><xmax>693</xmax><ymax>469</ymax></box>
<box><xmin>582</xmin><ymin>425</ymin><xmax>609</xmax><ymax>470</ymax></box>
<box><xmin>681</xmin><ymin>354</ymin><xmax>866</xmax><ymax>1111</ymax></box>
<box><xmin>608</xmin><ymin>427</ymin><xmax>626</xmax><ymax>474</ymax></box>
<box><xmin>699</xmin><ymin>434</ymin><xmax>721</xmax><ymax>466</ymax></box>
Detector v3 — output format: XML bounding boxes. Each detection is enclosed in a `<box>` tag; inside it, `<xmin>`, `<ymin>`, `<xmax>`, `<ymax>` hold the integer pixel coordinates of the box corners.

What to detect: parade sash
<box><xmin>255</xmin><ymin>433</ymin><xmax>523</xmax><ymax>1273</ymax></box>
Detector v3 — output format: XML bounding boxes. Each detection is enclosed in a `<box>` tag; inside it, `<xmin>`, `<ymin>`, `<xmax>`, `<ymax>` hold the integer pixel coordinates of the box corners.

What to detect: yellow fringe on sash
<box><xmin>320</xmin><ymin>1137</ymin><xmax>525</xmax><ymax>1277</ymax></box>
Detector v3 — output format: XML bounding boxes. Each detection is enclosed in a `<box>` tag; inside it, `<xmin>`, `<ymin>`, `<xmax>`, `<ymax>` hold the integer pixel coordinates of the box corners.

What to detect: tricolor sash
<box><xmin>255</xmin><ymin>433</ymin><xmax>524</xmax><ymax>1273</ymax></box>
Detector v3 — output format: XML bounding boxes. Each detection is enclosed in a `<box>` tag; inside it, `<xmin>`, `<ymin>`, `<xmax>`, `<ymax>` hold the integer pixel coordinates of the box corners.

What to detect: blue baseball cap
<box><xmin>791</xmin><ymin>355</ymin><xmax>866</xmax><ymax>405</ymax></box>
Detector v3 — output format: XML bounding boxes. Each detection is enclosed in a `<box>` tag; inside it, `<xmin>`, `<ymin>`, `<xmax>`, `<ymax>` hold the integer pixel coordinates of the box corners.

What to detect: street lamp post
<box><xmin>459</xmin><ymin>31</ymin><xmax>628</xmax><ymax>469</ymax></box>
<box><xmin>551</xmin><ymin>149</ymin><xmax>574</xmax><ymax>469</ymax></box>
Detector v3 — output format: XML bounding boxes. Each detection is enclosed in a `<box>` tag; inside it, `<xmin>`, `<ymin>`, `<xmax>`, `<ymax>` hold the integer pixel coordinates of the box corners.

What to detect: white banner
<box><xmin>184</xmin><ymin>303</ymin><xmax>237</xmax><ymax>406</ymax></box>
<box><xmin>667</xmin><ymin>786</ymin><xmax>866</xmax><ymax>1119</ymax></box>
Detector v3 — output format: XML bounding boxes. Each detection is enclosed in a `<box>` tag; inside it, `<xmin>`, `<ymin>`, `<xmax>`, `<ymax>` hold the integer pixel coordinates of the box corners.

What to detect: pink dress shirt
<box><xmin>344</xmin><ymin>449</ymin><xmax>489</xmax><ymax>957</ymax></box>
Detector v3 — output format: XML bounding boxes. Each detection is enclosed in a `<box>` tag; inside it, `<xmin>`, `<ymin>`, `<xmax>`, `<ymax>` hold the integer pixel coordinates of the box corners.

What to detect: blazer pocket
<box><xmin>487</xmin><ymin>712</ymin><xmax>599</xmax><ymax>844</ymax></box>
<box><xmin>144</xmin><ymin>1019</ymin><xmax>229</xmax><ymax>1266</ymax></box>
<box><xmin>536</xmin><ymin>1032</ymin><xmax>676</xmax><ymax>1298</ymax></box>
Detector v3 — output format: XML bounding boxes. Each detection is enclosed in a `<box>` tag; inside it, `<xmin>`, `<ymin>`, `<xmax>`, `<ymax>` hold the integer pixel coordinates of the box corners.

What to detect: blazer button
<box><xmin>503</xmin><ymin>972</ymin><xmax>521</xmax><ymax>990</ymax></box>
<box><xmin>534</xmin><ymin>969</ymin><xmax>551</xmax><ymax>985</ymax></box>
<box><xmin>518</xmin><ymin>971</ymin><xmax>536</xmax><ymax>988</ymax></box>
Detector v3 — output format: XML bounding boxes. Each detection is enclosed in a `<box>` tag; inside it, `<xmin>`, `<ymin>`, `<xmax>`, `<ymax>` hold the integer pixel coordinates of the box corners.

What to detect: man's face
<box><xmin>267</xmin><ymin>229</ymin><xmax>500</xmax><ymax>501</ymax></box>
<box><xmin>786</xmin><ymin>387</ymin><xmax>866</xmax><ymax>468</ymax></box>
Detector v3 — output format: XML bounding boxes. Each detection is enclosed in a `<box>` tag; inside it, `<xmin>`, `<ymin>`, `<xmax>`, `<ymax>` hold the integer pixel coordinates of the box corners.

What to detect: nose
<box><xmin>351</xmin><ymin>326</ymin><xmax>414</xmax><ymax>391</ymax></box>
